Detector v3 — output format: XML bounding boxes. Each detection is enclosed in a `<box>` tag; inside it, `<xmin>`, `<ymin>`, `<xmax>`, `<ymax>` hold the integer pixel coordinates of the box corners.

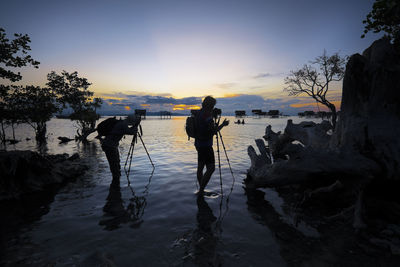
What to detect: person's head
<box><xmin>126</xmin><ymin>114</ymin><xmax>141</xmax><ymax>126</ymax></box>
<box><xmin>202</xmin><ymin>96</ymin><xmax>216</xmax><ymax>111</ymax></box>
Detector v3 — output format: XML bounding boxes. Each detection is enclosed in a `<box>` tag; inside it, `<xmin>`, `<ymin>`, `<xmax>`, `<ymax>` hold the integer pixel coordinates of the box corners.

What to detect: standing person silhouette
<box><xmin>100</xmin><ymin>115</ymin><xmax>141</xmax><ymax>186</ymax></box>
<box><xmin>195</xmin><ymin>96</ymin><xmax>229</xmax><ymax>194</ymax></box>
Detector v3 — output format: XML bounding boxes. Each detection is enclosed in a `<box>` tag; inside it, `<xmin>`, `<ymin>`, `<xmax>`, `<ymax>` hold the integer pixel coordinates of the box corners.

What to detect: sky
<box><xmin>1</xmin><ymin>0</ymin><xmax>379</xmax><ymax>115</ymax></box>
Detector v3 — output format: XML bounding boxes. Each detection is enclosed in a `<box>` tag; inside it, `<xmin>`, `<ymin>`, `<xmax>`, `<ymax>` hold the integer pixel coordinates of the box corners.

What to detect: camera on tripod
<box><xmin>127</xmin><ymin>114</ymin><xmax>142</xmax><ymax>127</ymax></box>
<box><xmin>212</xmin><ymin>108</ymin><xmax>221</xmax><ymax>119</ymax></box>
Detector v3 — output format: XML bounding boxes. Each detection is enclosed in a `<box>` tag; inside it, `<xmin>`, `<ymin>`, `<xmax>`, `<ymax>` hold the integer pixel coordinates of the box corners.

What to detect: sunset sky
<box><xmin>1</xmin><ymin>0</ymin><xmax>378</xmax><ymax>114</ymax></box>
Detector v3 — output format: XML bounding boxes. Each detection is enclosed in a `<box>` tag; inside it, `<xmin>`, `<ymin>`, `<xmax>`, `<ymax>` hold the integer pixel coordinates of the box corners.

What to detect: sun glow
<box><xmin>290</xmin><ymin>100</ymin><xmax>341</xmax><ymax>110</ymax></box>
<box><xmin>172</xmin><ymin>104</ymin><xmax>201</xmax><ymax>111</ymax></box>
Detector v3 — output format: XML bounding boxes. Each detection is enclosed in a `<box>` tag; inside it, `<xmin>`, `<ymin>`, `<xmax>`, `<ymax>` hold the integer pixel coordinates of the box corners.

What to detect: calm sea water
<box><xmin>2</xmin><ymin>116</ymin><xmax>321</xmax><ymax>266</ymax></box>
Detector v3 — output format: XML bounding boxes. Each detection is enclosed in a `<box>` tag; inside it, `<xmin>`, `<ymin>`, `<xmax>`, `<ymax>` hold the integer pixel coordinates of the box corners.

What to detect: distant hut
<box><xmin>267</xmin><ymin>110</ymin><xmax>279</xmax><ymax>118</ymax></box>
<box><xmin>251</xmin><ymin>109</ymin><xmax>262</xmax><ymax>115</ymax></box>
<box><xmin>304</xmin><ymin>110</ymin><xmax>315</xmax><ymax>117</ymax></box>
<box><xmin>235</xmin><ymin>110</ymin><xmax>246</xmax><ymax>117</ymax></box>
<box><xmin>160</xmin><ymin>111</ymin><xmax>171</xmax><ymax>119</ymax></box>
<box><xmin>259</xmin><ymin>111</ymin><xmax>267</xmax><ymax>117</ymax></box>
<box><xmin>135</xmin><ymin>109</ymin><xmax>147</xmax><ymax>119</ymax></box>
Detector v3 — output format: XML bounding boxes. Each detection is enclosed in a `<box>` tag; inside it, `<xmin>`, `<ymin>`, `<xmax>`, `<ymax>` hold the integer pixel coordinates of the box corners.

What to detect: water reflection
<box><xmin>193</xmin><ymin>195</ymin><xmax>220</xmax><ymax>266</ymax></box>
<box><xmin>36</xmin><ymin>141</ymin><xmax>48</xmax><ymax>154</ymax></box>
<box><xmin>77</xmin><ymin>141</ymin><xmax>98</xmax><ymax>157</ymax></box>
<box><xmin>244</xmin><ymin>187</ymin><xmax>320</xmax><ymax>266</ymax></box>
<box><xmin>2</xmin><ymin>116</ymin><xmax>323</xmax><ymax>265</ymax></box>
<box><xmin>99</xmin><ymin>170</ymin><xmax>153</xmax><ymax>231</ymax></box>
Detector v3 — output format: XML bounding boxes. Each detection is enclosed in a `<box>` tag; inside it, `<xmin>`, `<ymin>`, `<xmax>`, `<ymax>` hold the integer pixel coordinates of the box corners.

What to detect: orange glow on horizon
<box><xmin>290</xmin><ymin>100</ymin><xmax>341</xmax><ymax>110</ymax></box>
<box><xmin>124</xmin><ymin>106</ymin><xmax>131</xmax><ymax>111</ymax></box>
<box><xmin>224</xmin><ymin>93</ymin><xmax>241</xmax><ymax>98</ymax></box>
<box><xmin>141</xmin><ymin>104</ymin><xmax>150</xmax><ymax>107</ymax></box>
<box><xmin>172</xmin><ymin>104</ymin><xmax>200</xmax><ymax>111</ymax></box>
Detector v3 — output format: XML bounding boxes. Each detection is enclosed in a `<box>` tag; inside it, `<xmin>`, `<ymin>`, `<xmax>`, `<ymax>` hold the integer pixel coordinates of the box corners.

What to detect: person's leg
<box><xmin>197</xmin><ymin>161</ymin><xmax>205</xmax><ymax>187</ymax></box>
<box><xmin>103</xmin><ymin>146</ymin><xmax>121</xmax><ymax>183</ymax></box>
<box><xmin>200</xmin><ymin>162</ymin><xmax>215</xmax><ymax>191</ymax></box>
<box><xmin>199</xmin><ymin>147</ymin><xmax>215</xmax><ymax>192</ymax></box>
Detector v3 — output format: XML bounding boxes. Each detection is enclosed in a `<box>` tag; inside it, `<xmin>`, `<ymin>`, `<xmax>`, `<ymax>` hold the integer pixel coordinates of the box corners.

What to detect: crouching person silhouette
<box><xmin>195</xmin><ymin>96</ymin><xmax>229</xmax><ymax>195</ymax></box>
<box><xmin>99</xmin><ymin>114</ymin><xmax>141</xmax><ymax>185</ymax></box>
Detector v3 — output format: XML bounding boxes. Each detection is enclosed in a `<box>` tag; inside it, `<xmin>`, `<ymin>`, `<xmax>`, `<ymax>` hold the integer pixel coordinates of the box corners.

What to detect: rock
<box><xmin>332</xmin><ymin>38</ymin><xmax>400</xmax><ymax>179</ymax></box>
<box><xmin>381</xmin><ymin>229</ymin><xmax>395</xmax><ymax>237</ymax></box>
<box><xmin>391</xmin><ymin>244</ymin><xmax>400</xmax><ymax>256</ymax></box>
<box><xmin>369</xmin><ymin>238</ymin><xmax>391</xmax><ymax>249</ymax></box>
<box><xmin>0</xmin><ymin>150</ymin><xmax>88</xmax><ymax>201</ymax></box>
<box><xmin>387</xmin><ymin>224</ymin><xmax>400</xmax><ymax>237</ymax></box>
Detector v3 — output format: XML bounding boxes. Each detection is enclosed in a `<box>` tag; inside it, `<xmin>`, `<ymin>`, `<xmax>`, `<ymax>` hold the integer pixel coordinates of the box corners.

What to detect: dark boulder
<box><xmin>0</xmin><ymin>150</ymin><xmax>88</xmax><ymax>201</ymax></box>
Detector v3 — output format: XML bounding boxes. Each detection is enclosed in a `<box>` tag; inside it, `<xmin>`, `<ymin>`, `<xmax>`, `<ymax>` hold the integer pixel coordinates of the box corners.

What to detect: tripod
<box><xmin>124</xmin><ymin>125</ymin><xmax>155</xmax><ymax>185</ymax></box>
<box><xmin>214</xmin><ymin>116</ymin><xmax>235</xmax><ymax>197</ymax></box>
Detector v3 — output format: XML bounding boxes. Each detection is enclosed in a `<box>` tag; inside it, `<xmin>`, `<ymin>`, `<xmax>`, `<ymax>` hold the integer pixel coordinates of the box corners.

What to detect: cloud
<box><xmin>253</xmin><ymin>73</ymin><xmax>271</xmax><ymax>79</ymax></box>
<box><xmin>216</xmin><ymin>83</ymin><xmax>236</xmax><ymax>90</ymax></box>
<box><xmin>96</xmin><ymin>92</ymin><xmax>203</xmax><ymax>114</ymax></box>
<box><xmin>96</xmin><ymin>91</ymin><xmax>341</xmax><ymax>115</ymax></box>
<box><xmin>252</xmin><ymin>72</ymin><xmax>285</xmax><ymax>79</ymax></box>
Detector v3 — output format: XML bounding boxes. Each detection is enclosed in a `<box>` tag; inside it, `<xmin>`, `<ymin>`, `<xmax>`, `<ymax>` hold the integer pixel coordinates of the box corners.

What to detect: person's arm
<box><xmin>216</xmin><ymin>119</ymin><xmax>229</xmax><ymax>132</ymax></box>
<box><xmin>209</xmin><ymin>118</ymin><xmax>229</xmax><ymax>134</ymax></box>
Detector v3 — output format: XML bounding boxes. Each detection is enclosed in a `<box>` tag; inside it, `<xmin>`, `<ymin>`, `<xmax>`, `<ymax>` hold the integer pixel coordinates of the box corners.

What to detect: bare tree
<box><xmin>284</xmin><ymin>51</ymin><xmax>346</xmax><ymax>129</ymax></box>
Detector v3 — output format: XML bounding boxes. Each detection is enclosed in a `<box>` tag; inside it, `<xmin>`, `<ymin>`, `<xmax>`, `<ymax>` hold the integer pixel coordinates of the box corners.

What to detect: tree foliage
<box><xmin>47</xmin><ymin>71</ymin><xmax>102</xmax><ymax>141</ymax></box>
<box><xmin>12</xmin><ymin>85</ymin><xmax>59</xmax><ymax>142</ymax></box>
<box><xmin>361</xmin><ymin>0</ymin><xmax>400</xmax><ymax>48</ymax></box>
<box><xmin>0</xmin><ymin>28</ymin><xmax>40</xmax><ymax>144</ymax></box>
<box><xmin>284</xmin><ymin>51</ymin><xmax>347</xmax><ymax>129</ymax></box>
<box><xmin>0</xmin><ymin>27</ymin><xmax>40</xmax><ymax>82</ymax></box>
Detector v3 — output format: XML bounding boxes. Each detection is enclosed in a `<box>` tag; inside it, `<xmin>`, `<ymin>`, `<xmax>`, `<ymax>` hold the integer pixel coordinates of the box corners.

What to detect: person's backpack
<box><xmin>185</xmin><ymin>115</ymin><xmax>197</xmax><ymax>140</ymax></box>
<box><xmin>97</xmin><ymin>117</ymin><xmax>119</xmax><ymax>137</ymax></box>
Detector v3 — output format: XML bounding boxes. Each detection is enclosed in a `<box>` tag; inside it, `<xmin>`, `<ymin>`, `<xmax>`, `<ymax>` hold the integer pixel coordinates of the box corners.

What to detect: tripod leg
<box><xmin>138</xmin><ymin>133</ymin><xmax>155</xmax><ymax>168</ymax></box>
<box><xmin>124</xmin><ymin>139</ymin><xmax>133</xmax><ymax>173</ymax></box>
<box><xmin>124</xmin><ymin>135</ymin><xmax>136</xmax><ymax>185</ymax></box>
<box><xmin>218</xmin><ymin>131</ymin><xmax>235</xmax><ymax>184</ymax></box>
<box><xmin>216</xmin><ymin>132</ymin><xmax>223</xmax><ymax>196</ymax></box>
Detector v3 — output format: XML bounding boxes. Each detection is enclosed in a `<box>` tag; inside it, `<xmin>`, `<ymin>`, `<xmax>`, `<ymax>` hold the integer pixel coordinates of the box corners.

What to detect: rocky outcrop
<box><xmin>248</xmin><ymin>38</ymin><xmax>400</xmax><ymax>188</ymax></box>
<box><xmin>247</xmin><ymin>38</ymin><xmax>400</xmax><ymax>231</ymax></box>
<box><xmin>332</xmin><ymin>38</ymin><xmax>400</xmax><ymax>179</ymax></box>
<box><xmin>0</xmin><ymin>150</ymin><xmax>88</xmax><ymax>201</ymax></box>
